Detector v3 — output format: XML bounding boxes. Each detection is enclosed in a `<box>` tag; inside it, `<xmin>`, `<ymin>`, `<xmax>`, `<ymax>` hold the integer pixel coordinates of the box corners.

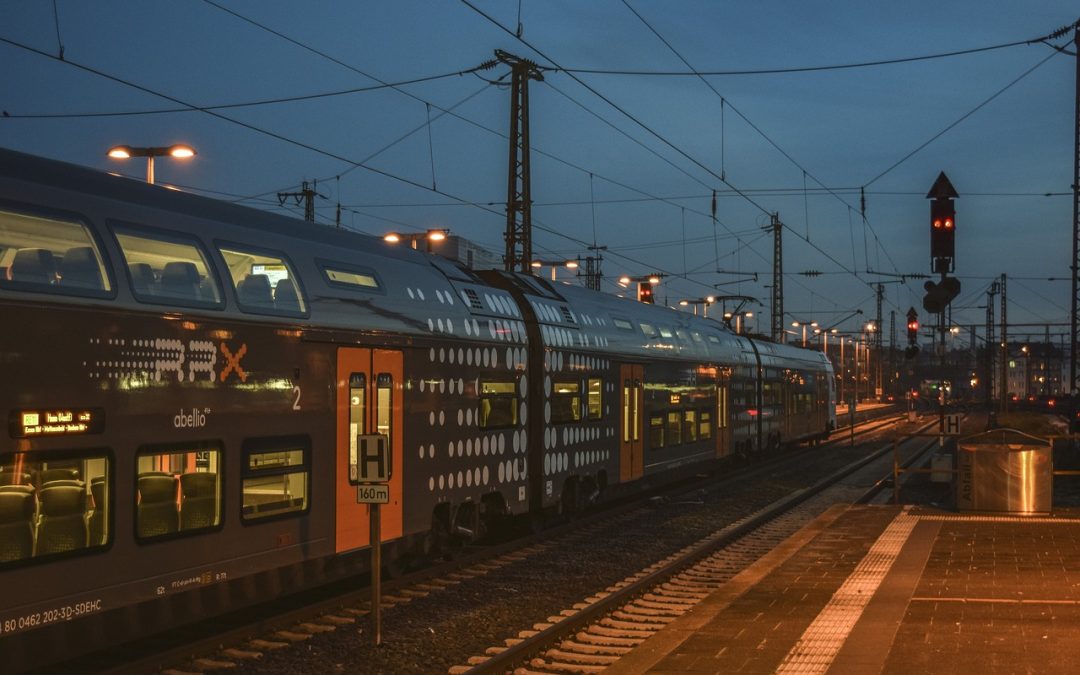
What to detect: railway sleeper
<box><xmin>598</xmin><ymin>616</ymin><xmax>663</xmax><ymax>633</ymax></box>
<box><xmin>544</xmin><ymin>649</ymin><xmax>621</xmax><ymax>666</ymax></box>
<box><xmin>529</xmin><ymin>657</ymin><xmax>608</xmax><ymax>674</ymax></box>
<box><xmin>576</xmin><ymin>629</ymin><xmax>645</xmax><ymax>646</ymax></box>
<box><xmin>556</xmin><ymin>638</ymin><xmax>633</xmax><ymax>656</ymax></box>
<box><xmin>623</xmin><ymin>602</ymin><xmax>683</xmax><ymax>617</ymax></box>
<box><xmin>634</xmin><ymin>597</ymin><xmax>694</xmax><ymax>611</ymax></box>
<box><xmin>611</xmin><ymin>609</ymin><xmax>674</xmax><ymax>624</ymax></box>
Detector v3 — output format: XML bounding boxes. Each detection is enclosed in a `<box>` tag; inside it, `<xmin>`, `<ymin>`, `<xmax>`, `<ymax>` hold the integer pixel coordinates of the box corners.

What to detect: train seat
<box><xmin>179</xmin><ymin>472</ymin><xmax>218</xmax><ymax>530</ymax></box>
<box><xmin>10</xmin><ymin>248</ymin><xmax>57</xmax><ymax>285</ymax></box>
<box><xmin>88</xmin><ymin>476</ymin><xmax>106</xmax><ymax>546</ymax></box>
<box><xmin>60</xmin><ymin>246</ymin><xmax>104</xmax><ymax>290</ymax></box>
<box><xmin>35</xmin><ymin>484</ymin><xmax>88</xmax><ymax>555</ymax></box>
<box><xmin>129</xmin><ymin>262</ymin><xmax>156</xmax><ymax>294</ymax></box>
<box><xmin>0</xmin><ymin>470</ymin><xmax>31</xmax><ymax>486</ymax></box>
<box><xmin>137</xmin><ymin>473</ymin><xmax>179</xmax><ymax>537</ymax></box>
<box><xmin>0</xmin><ymin>490</ymin><xmax>35</xmax><ymax>562</ymax></box>
<box><xmin>273</xmin><ymin>276</ymin><xmax>301</xmax><ymax>312</ymax></box>
<box><xmin>34</xmin><ymin>467</ymin><xmax>80</xmax><ymax>487</ymax></box>
<box><xmin>159</xmin><ymin>261</ymin><xmax>201</xmax><ymax>300</ymax></box>
<box><xmin>237</xmin><ymin>273</ymin><xmax>274</xmax><ymax>308</ymax></box>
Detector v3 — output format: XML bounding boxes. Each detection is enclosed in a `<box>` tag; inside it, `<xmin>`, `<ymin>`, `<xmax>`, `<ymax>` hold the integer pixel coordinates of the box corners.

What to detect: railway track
<box><xmin>452</xmin><ymin>416</ymin><xmax>945</xmax><ymax>674</ymax></box>
<box><xmin>73</xmin><ymin>408</ymin><xmax>908</xmax><ymax>674</ymax></box>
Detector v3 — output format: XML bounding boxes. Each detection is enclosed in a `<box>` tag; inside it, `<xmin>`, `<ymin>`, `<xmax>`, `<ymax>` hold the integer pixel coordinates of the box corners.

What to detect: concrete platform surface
<box><xmin>609</xmin><ymin>505</ymin><xmax>1080</xmax><ymax>674</ymax></box>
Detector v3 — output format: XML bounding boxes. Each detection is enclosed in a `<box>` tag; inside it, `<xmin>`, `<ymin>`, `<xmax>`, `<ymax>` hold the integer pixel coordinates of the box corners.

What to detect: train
<box><xmin>0</xmin><ymin>148</ymin><xmax>834</xmax><ymax>668</ymax></box>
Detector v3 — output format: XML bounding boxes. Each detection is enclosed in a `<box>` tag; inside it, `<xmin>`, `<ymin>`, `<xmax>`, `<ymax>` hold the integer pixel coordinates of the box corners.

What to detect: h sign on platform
<box><xmin>349</xmin><ymin>434</ymin><xmax>390</xmax><ymax>485</ymax></box>
<box><xmin>942</xmin><ymin>414</ymin><xmax>961</xmax><ymax>436</ymax></box>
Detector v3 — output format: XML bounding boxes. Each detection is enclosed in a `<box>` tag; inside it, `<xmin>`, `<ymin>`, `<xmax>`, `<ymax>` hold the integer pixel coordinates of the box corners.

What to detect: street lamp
<box><xmin>679</xmin><ymin>296</ymin><xmax>716</xmax><ymax>317</ymax></box>
<box><xmin>722</xmin><ymin>310</ymin><xmax>753</xmax><ymax>334</ymax></box>
<box><xmin>791</xmin><ymin>320</ymin><xmax>818</xmax><ymax>347</ymax></box>
<box><xmin>531</xmin><ymin>259</ymin><xmax>579</xmax><ymax>280</ymax></box>
<box><xmin>383</xmin><ymin>228</ymin><xmax>449</xmax><ymax>251</ymax></box>
<box><xmin>106</xmin><ymin>144</ymin><xmax>196</xmax><ymax>185</ymax></box>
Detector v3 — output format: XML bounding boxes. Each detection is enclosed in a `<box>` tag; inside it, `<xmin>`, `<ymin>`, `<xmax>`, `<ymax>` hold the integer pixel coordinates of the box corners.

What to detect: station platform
<box><xmin>609</xmin><ymin>504</ymin><xmax>1080</xmax><ymax>674</ymax></box>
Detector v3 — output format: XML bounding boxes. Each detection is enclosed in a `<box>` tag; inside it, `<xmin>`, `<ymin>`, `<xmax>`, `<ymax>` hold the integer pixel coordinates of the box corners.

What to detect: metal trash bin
<box><xmin>956</xmin><ymin>429</ymin><xmax>1052</xmax><ymax>514</ymax></box>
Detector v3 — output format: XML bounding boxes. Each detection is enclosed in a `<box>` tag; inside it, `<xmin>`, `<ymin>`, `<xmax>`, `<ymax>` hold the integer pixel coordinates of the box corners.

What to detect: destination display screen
<box><xmin>10</xmin><ymin>408</ymin><xmax>104</xmax><ymax>438</ymax></box>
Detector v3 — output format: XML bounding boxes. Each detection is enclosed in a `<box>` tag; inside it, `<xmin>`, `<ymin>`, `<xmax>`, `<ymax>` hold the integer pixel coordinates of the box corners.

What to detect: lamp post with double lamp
<box><xmin>106</xmin><ymin>144</ymin><xmax>196</xmax><ymax>185</ymax></box>
<box><xmin>679</xmin><ymin>296</ymin><xmax>716</xmax><ymax>317</ymax></box>
<box><xmin>722</xmin><ymin>310</ymin><xmax>753</xmax><ymax>334</ymax></box>
<box><xmin>383</xmin><ymin>229</ymin><xmax>449</xmax><ymax>252</ymax></box>
<box><xmin>531</xmin><ymin>259</ymin><xmax>579</xmax><ymax>281</ymax></box>
<box><xmin>791</xmin><ymin>320</ymin><xmax>818</xmax><ymax>348</ymax></box>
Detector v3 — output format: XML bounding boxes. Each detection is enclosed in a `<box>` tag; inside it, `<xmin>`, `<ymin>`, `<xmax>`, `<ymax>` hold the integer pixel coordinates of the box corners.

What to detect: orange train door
<box><xmin>619</xmin><ymin>364</ymin><xmax>644</xmax><ymax>481</ymax></box>
<box><xmin>335</xmin><ymin>347</ymin><xmax>403</xmax><ymax>553</ymax></box>
<box><xmin>716</xmin><ymin>373</ymin><xmax>731</xmax><ymax>458</ymax></box>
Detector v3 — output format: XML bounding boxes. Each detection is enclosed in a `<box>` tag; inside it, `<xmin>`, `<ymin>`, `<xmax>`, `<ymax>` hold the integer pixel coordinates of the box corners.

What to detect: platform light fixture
<box><xmin>106</xmin><ymin>144</ymin><xmax>197</xmax><ymax>185</ymax></box>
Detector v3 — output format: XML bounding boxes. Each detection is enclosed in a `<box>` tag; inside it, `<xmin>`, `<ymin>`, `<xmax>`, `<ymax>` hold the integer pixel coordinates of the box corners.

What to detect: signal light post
<box><xmin>925</xmin><ymin>172</ymin><xmax>960</xmax><ymax>443</ymax></box>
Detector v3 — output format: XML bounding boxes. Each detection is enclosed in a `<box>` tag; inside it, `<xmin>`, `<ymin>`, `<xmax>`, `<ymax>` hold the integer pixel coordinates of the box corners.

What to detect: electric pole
<box><xmin>1071</xmin><ymin>23</ymin><xmax>1080</xmax><ymax>394</ymax></box>
<box><xmin>581</xmin><ymin>245</ymin><xmax>606</xmax><ymax>292</ymax></box>
<box><xmin>986</xmin><ymin>281</ymin><xmax>998</xmax><ymax>412</ymax></box>
<box><xmin>1000</xmin><ymin>273</ymin><xmax>1008</xmax><ymax>413</ymax></box>
<box><xmin>278</xmin><ymin>180</ymin><xmax>323</xmax><ymax>224</ymax></box>
<box><xmin>497</xmin><ymin>49</ymin><xmax>544</xmax><ymax>273</ymax></box>
<box><xmin>768</xmin><ymin>213</ymin><xmax>783</xmax><ymax>343</ymax></box>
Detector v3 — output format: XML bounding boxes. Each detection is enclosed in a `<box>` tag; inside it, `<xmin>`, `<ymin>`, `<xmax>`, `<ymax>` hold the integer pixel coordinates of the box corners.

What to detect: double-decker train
<box><xmin>0</xmin><ymin>148</ymin><xmax>833</xmax><ymax>668</ymax></box>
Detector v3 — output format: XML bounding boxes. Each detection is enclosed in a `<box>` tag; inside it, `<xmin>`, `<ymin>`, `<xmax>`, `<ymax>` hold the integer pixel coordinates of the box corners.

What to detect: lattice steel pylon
<box><xmin>768</xmin><ymin>213</ymin><xmax>783</xmax><ymax>342</ymax></box>
<box><xmin>497</xmin><ymin>50</ymin><xmax>544</xmax><ymax>273</ymax></box>
<box><xmin>1070</xmin><ymin>25</ymin><xmax>1080</xmax><ymax>393</ymax></box>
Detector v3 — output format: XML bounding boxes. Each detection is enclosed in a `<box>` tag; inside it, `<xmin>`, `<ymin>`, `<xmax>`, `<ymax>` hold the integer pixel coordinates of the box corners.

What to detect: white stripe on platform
<box><xmin>774</xmin><ymin>509</ymin><xmax>918</xmax><ymax>675</ymax></box>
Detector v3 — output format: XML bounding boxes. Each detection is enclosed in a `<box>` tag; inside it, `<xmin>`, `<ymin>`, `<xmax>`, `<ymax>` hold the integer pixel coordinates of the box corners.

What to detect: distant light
<box><xmin>107</xmin><ymin>145</ymin><xmax>132</xmax><ymax>159</ymax></box>
<box><xmin>565</xmin><ymin>260</ymin><xmax>579</xmax><ymax>269</ymax></box>
<box><xmin>427</xmin><ymin>229</ymin><xmax>447</xmax><ymax>242</ymax></box>
<box><xmin>383</xmin><ymin>233</ymin><xmax>402</xmax><ymax>244</ymax></box>
<box><xmin>745</xmin><ymin>312</ymin><xmax>754</xmax><ymax>318</ymax></box>
<box><xmin>647</xmin><ymin>275</ymin><xmax>660</xmax><ymax>285</ymax></box>
<box><xmin>705</xmin><ymin>295</ymin><xmax>715</xmax><ymax>303</ymax></box>
<box><xmin>679</xmin><ymin>300</ymin><xmax>689</xmax><ymax>306</ymax></box>
<box><xmin>530</xmin><ymin>261</ymin><xmax>543</xmax><ymax>268</ymax></box>
<box><xmin>168</xmin><ymin>144</ymin><xmax>196</xmax><ymax>158</ymax></box>
<box><xmin>618</xmin><ymin>275</ymin><xmax>631</xmax><ymax>285</ymax></box>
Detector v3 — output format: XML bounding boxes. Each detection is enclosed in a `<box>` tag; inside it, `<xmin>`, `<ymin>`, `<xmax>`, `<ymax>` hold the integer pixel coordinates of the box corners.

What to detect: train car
<box><xmin>0</xmin><ymin>148</ymin><xmax>832</xmax><ymax>669</ymax></box>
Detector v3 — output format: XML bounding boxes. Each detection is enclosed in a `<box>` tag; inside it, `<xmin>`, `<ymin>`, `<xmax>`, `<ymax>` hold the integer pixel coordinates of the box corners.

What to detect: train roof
<box><xmin>0</xmin><ymin>147</ymin><xmax>830</xmax><ymax>375</ymax></box>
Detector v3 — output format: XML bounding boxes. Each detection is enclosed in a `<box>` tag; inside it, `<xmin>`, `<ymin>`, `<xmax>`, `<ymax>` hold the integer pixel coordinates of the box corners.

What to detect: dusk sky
<box><xmin>3</xmin><ymin>1</ymin><xmax>1078</xmax><ymax>346</ymax></box>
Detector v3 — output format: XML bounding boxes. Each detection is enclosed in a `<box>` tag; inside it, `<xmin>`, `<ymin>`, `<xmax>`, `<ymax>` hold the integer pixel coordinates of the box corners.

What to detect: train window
<box><xmin>349</xmin><ymin>373</ymin><xmax>367</xmax><ymax>437</ymax></box>
<box><xmin>675</xmin><ymin>329</ymin><xmax>690</xmax><ymax>342</ymax></box>
<box><xmin>612</xmin><ymin>317</ymin><xmax>634</xmax><ymax>332</ymax></box>
<box><xmin>640</xmin><ymin>323</ymin><xmax>658</xmax><ymax>338</ymax></box>
<box><xmin>691</xmin><ymin>331</ymin><xmax>704</xmax><ymax>343</ymax></box>
<box><xmin>0</xmin><ymin>451</ymin><xmax>111</xmax><ymax>565</ymax></box>
<box><xmin>135</xmin><ymin>443</ymin><xmax>221</xmax><ymax>539</ymax></box>
<box><xmin>683</xmin><ymin>410</ymin><xmax>698</xmax><ymax>443</ymax></box>
<box><xmin>114</xmin><ymin>227</ymin><xmax>222</xmax><ymax>307</ymax></box>
<box><xmin>319</xmin><ymin>260</ymin><xmax>383</xmax><ymax>293</ymax></box>
<box><xmin>218</xmin><ymin>245</ymin><xmax>307</xmax><ymax>315</ymax></box>
<box><xmin>376</xmin><ymin>373</ymin><xmax>393</xmax><ymax>449</ymax></box>
<box><xmin>241</xmin><ymin>437</ymin><xmax>310</xmax><ymax>520</ymax></box>
<box><xmin>479</xmin><ymin>381</ymin><xmax>518</xmax><ymax>429</ymax></box>
<box><xmin>666</xmin><ymin>411</ymin><xmax>682</xmax><ymax>445</ymax></box>
<box><xmin>699</xmin><ymin>410</ymin><xmax>713</xmax><ymax>440</ymax></box>
<box><xmin>658</xmin><ymin>326</ymin><xmax>674</xmax><ymax>339</ymax></box>
<box><xmin>587</xmin><ymin>378</ymin><xmax>603</xmax><ymax>420</ymax></box>
<box><xmin>0</xmin><ymin>208</ymin><xmax>112</xmax><ymax>296</ymax></box>
<box><xmin>718</xmin><ymin>385</ymin><xmax>729</xmax><ymax>429</ymax></box>
<box><xmin>551</xmin><ymin>381</ymin><xmax>582</xmax><ymax>424</ymax></box>
<box><xmin>622</xmin><ymin>380</ymin><xmax>631</xmax><ymax>443</ymax></box>
<box><xmin>648</xmin><ymin>414</ymin><xmax>665</xmax><ymax>449</ymax></box>
<box><xmin>707</xmin><ymin>335</ymin><xmax>721</xmax><ymax>344</ymax></box>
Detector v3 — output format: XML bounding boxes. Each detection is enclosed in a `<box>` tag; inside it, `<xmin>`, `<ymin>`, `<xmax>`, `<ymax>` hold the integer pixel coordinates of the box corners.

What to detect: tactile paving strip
<box><xmin>774</xmin><ymin>508</ymin><xmax>919</xmax><ymax>675</ymax></box>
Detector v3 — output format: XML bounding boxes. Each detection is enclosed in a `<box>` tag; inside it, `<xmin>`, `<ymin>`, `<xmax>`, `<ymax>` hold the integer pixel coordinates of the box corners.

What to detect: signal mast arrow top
<box><xmin>926</xmin><ymin>171</ymin><xmax>959</xmax><ymax>200</ymax></box>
